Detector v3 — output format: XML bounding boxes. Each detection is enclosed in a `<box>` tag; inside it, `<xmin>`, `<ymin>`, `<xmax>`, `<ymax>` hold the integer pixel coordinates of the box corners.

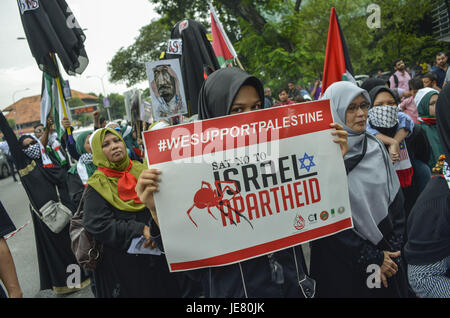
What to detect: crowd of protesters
<box><xmin>0</xmin><ymin>52</ymin><xmax>449</xmax><ymax>299</ymax></box>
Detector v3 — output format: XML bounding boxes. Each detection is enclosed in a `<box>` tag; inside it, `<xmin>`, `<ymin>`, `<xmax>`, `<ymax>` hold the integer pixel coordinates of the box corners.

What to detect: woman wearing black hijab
<box><xmin>0</xmin><ymin>113</ymin><xmax>90</xmax><ymax>295</ymax></box>
<box><xmin>404</xmin><ymin>84</ymin><xmax>450</xmax><ymax>298</ymax></box>
<box><xmin>136</xmin><ymin>67</ymin><xmax>349</xmax><ymax>298</ymax></box>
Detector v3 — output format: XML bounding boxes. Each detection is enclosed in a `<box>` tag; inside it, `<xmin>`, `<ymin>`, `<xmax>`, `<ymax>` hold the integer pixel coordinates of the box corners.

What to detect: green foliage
<box><xmin>7</xmin><ymin>119</ymin><xmax>15</xmax><ymax>129</ymax></box>
<box><xmin>108</xmin><ymin>18</ymin><xmax>171</xmax><ymax>86</ymax></box>
<box><xmin>108</xmin><ymin>0</ymin><xmax>450</xmax><ymax>96</ymax></box>
<box><xmin>77</xmin><ymin>113</ymin><xmax>93</xmax><ymax>126</ymax></box>
<box><xmin>97</xmin><ymin>93</ymin><xmax>127</xmax><ymax>121</ymax></box>
<box><xmin>68</xmin><ymin>97</ymin><xmax>85</xmax><ymax>108</ymax></box>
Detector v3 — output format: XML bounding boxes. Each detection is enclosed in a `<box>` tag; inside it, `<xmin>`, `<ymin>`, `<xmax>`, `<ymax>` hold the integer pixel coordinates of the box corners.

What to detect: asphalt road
<box><xmin>0</xmin><ymin>174</ymin><xmax>93</xmax><ymax>298</ymax></box>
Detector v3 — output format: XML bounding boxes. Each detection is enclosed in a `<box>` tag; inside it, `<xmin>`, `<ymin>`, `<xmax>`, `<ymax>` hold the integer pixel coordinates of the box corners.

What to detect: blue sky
<box><xmin>0</xmin><ymin>0</ymin><xmax>159</xmax><ymax>110</ymax></box>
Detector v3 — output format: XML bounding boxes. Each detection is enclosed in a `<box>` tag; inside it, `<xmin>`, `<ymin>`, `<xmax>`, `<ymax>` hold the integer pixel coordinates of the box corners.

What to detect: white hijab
<box><xmin>322</xmin><ymin>81</ymin><xmax>400</xmax><ymax>245</ymax></box>
<box><xmin>414</xmin><ymin>87</ymin><xmax>439</xmax><ymax>107</ymax></box>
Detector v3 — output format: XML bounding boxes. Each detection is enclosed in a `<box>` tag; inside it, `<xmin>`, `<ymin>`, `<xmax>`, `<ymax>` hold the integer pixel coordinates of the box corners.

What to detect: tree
<box><xmin>97</xmin><ymin>93</ymin><xmax>127</xmax><ymax>121</ymax></box>
<box><xmin>7</xmin><ymin>119</ymin><xmax>15</xmax><ymax>130</ymax></box>
<box><xmin>68</xmin><ymin>97</ymin><xmax>85</xmax><ymax>108</ymax></box>
<box><xmin>108</xmin><ymin>0</ymin><xmax>450</xmax><ymax>96</ymax></box>
<box><xmin>108</xmin><ymin>18</ymin><xmax>170</xmax><ymax>87</ymax></box>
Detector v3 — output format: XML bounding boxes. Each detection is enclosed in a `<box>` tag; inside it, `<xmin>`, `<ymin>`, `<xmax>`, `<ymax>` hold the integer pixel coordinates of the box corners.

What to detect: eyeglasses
<box><xmin>347</xmin><ymin>102</ymin><xmax>370</xmax><ymax>113</ymax></box>
<box><xmin>34</xmin><ymin>128</ymin><xmax>43</xmax><ymax>134</ymax></box>
<box><xmin>22</xmin><ymin>140</ymin><xmax>37</xmax><ymax>149</ymax></box>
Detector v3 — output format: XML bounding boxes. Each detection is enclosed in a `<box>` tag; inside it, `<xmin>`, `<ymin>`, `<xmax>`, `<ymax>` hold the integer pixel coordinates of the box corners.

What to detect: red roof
<box><xmin>2</xmin><ymin>90</ymin><xmax>98</xmax><ymax>132</ymax></box>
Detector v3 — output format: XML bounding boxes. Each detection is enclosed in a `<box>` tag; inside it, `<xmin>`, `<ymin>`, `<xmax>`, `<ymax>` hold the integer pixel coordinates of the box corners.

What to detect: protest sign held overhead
<box><xmin>143</xmin><ymin>100</ymin><xmax>353</xmax><ymax>272</ymax></box>
<box><xmin>146</xmin><ymin>59</ymin><xmax>188</xmax><ymax>122</ymax></box>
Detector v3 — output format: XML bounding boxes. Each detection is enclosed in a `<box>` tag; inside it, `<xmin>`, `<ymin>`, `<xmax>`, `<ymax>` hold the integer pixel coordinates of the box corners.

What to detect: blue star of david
<box><xmin>299</xmin><ymin>153</ymin><xmax>315</xmax><ymax>172</ymax></box>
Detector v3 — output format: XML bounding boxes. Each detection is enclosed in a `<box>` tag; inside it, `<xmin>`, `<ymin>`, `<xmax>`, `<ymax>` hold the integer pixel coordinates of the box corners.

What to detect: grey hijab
<box><xmin>322</xmin><ymin>81</ymin><xmax>400</xmax><ymax>245</ymax></box>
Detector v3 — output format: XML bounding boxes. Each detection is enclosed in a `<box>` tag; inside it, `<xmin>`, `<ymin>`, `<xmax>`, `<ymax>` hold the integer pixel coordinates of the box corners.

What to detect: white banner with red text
<box><xmin>143</xmin><ymin>100</ymin><xmax>353</xmax><ymax>272</ymax></box>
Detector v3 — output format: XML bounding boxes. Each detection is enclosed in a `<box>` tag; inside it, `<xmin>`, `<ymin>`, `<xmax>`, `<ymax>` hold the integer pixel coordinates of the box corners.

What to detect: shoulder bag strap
<box><xmin>75</xmin><ymin>186</ymin><xmax>91</xmax><ymax>215</ymax></box>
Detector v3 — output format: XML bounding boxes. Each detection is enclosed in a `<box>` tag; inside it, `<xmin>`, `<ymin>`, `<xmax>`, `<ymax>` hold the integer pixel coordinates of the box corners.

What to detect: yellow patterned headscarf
<box><xmin>87</xmin><ymin>128</ymin><xmax>146</xmax><ymax>212</ymax></box>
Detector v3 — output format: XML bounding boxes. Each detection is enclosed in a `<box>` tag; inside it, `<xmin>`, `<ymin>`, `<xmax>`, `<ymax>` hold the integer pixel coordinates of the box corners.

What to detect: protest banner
<box><xmin>143</xmin><ymin>100</ymin><xmax>353</xmax><ymax>272</ymax></box>
<box><xmin>146</xmin><ymin>58</ymin><xmax>188</xmax><ymax>121</ymax></box>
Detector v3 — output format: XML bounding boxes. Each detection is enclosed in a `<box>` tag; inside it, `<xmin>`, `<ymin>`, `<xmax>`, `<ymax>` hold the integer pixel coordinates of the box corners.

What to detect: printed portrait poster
<box><xmin>143</xmin><ymin>100</ymin><xmax>353</xmax><ymax>272</ymax></box>
<box><xmin>145</xmin><ymin>58</ymin><xmax>188</xmax><ymax>122</ymax></box>
<box><xmin>140</xmin><ymin>100</ymin><xmax>153</xmax><ymax>124</ymax></box>
<box><xmin>123</xmin><ymin>88</ymin><xmax>142</xmax><ymax>124</ymax></box>
<box><xmin>123</xmin><ymin>88</ymin><xmax>135</xmax><ymax>122</ymax></box>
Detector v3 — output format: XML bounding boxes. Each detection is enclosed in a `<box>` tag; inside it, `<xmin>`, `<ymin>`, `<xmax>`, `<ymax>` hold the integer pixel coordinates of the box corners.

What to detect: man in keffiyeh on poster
<box><xmin>151</xmin><ymin>64</ymin><xmax>184</xmax><ymax>119</ymax></box>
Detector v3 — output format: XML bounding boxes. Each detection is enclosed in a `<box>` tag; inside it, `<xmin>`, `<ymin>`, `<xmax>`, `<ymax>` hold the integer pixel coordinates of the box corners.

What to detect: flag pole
<box><xmin>50</xmin><ymin>53</ymin><xmax>73</xmax><ymax>140</ymax></box>
<box><xmin>235</xmin><ymin>57</ymin><xmax>245</xmax><ymax>70</ymax></box>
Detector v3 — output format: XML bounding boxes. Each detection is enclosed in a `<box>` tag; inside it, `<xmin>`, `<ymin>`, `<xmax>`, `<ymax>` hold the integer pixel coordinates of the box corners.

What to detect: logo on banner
<box><xmin>18</xmin><ymin>0</ymin><xmax>39</xmax><ymax>14</ymax></box>
<box><xmin>294</xmin><ymin>213</ymin><xmax>306</xmax><ymax>231</ymax></box>
<box><xmin>167</xmin><ymin>39</ymin><xmax>182</xmax><ymax>55</ymax></box>
<box><xmin>299</xmin><ymin>152</ymin><xmax>316</xmax><ymax>172</ymax></box>
<box><xmin>186</xmin><ymin>180</ymin><xmax>253</xmax><ymax>229</ymax></box>
<box><xmin>320</xmin><ymin>211</ymin><xmax>329</xmax><ymax>221</ymax></box>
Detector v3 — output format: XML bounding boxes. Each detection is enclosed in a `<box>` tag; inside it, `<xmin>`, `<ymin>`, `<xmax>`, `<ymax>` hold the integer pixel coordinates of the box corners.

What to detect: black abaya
<box><xmin>310</xmin><ymin>190</ymin><xmax>409</xmax><ymax>298</ymax></box>
<box><xmin>0</xmin><ymin>112</ymin><xmax>90</xmax><ymax>294</ymax></box>
<box><xmin>82</xmin><ymin>187</ymin><xmax>182</xmax><ymax>298</ymax></box>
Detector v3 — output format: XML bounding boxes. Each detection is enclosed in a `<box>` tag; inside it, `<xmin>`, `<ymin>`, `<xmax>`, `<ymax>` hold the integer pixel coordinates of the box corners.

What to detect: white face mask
<box><xmin>368</xmin><ymin>105</ymin><xmax>399</xmax><ymax>128</ymax></box>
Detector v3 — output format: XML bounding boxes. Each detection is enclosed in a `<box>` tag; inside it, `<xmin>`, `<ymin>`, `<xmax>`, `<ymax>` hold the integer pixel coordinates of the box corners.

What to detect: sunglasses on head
<box><xmin>22</xmin><ymin>139</ymin><xmax>37</xmax><ymax>149</ymax></box>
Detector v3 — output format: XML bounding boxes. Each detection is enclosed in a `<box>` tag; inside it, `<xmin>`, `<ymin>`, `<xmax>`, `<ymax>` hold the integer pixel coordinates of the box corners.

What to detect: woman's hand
<box><xmin>388</xmin><ymin>140</ymin><xmax>400</xmax><ymax>163</ymax></box>
<box><xmin>136</xmin><ymin>169</ymin><xmax>161</xmax><ymax>227</ymax></box>
<box><xmin>380</xmin><ymin>251</ymin><xmax>401</xmax><ymax>288</ymax></box>
<box><xmin>330</xmin><ymin>122</ymin><xmax>348</xmax><ymax>157</ymax></box>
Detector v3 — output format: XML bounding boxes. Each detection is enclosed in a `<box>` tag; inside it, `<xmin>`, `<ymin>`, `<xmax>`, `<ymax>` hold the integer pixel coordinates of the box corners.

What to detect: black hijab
<box><xmin>18</xmin><ymin>134</ymin><xmax>67</xmax><ymax>184</ymax></box>
<box><xmin>404</xmin><ymin>81</ymin><xmax>450</xmax><ymax>266</ymax></box>
<box><xmin>361</xmin><ymin>78</ymin><xmax>386</xmax><ymax>93</ymax></box>
<box><xmin>368</xmin><ymin>85</ymin><xmax>400</xmax><ymax>106</ymax></box>
<box><xmin>197</xmin><ymin>67</ymin><xmax>264</xmax><ymax>120</ymax></box>
<box><xmin>436</xmin><ymin>83</ymin><xmax>450</xmax><ymax>165</ymax></box>
<box><xmin>165</xmin><ymin>19</ymin><xmax>221</xmax><ymax>116</ymax></box>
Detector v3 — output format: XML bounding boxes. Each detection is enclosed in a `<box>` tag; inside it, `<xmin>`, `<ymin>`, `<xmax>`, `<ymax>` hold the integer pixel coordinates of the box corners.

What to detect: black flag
<box><xmin>165</xmin><ymin>19</ymin><xmax>220</xmax><ymax>116</ymax></box>
<box><xmin>16</xmin><ymin>0</ymin><xmax>88</xmax><ymax>77</ymax></box>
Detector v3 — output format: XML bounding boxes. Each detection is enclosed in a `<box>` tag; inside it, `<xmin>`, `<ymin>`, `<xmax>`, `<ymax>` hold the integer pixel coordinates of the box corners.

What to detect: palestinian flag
<box><xmin>321</xmin><ymin>7</ymin><xmax>356</xmax><ymax>95</ymax></box>
<box><xmin>40</xmin><ymin>72</ymin><xmax>71</xmax><ymax>140</ymax></box>
<box><xmin>209</xmin><ymin>3</ymin><xmax>237</xmax><ymax>68</ymax></box>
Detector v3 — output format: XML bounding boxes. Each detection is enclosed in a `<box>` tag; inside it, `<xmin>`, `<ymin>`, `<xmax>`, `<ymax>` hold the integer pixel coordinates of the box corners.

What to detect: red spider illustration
<box><xmin>186</xmin><ymin>180</ymin><xmax>253</xmax><ymax>229</ymax></box>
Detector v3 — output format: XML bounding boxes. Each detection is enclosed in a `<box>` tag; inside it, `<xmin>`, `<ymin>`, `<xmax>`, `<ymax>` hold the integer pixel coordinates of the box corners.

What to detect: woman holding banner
<box><xmin>309</xmin><ymin>81</ymin><xmax>409</xmax><ymax>298</ymax></box>
<box><xmin>135</xmin><ymin>67</ymin><xmax>350</xmax><ymax>298</ymax></box>
<box><xmin>82</xmin><ymin>128</ymin><xmax>181</xmax><ymax>298</ymax></box>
